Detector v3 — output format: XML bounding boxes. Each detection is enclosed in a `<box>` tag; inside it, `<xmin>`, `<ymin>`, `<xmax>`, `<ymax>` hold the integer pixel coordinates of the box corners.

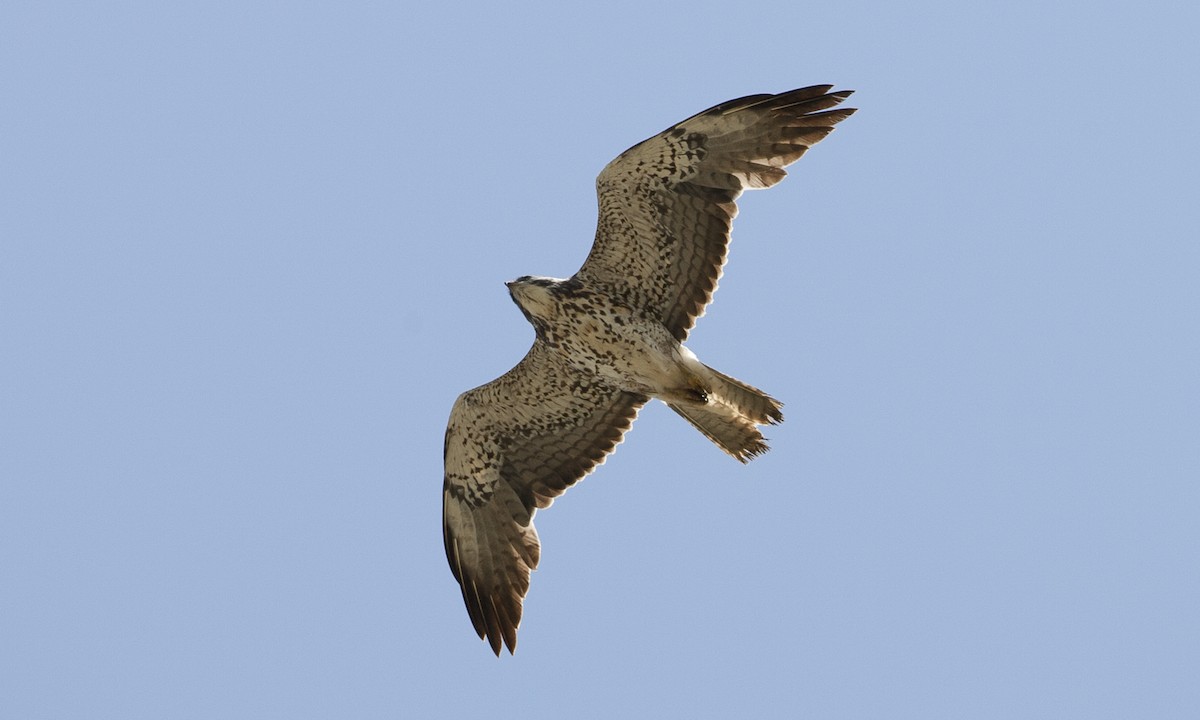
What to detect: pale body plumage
<box><xmin>508</xmin><ymin>277</ymin><xmax>703</xmax><ymax>400</ymax></box>
<box><xmin>443</xmin><ymin>85</ymin><xmax>856</xmax><ymax>654</ymax></box>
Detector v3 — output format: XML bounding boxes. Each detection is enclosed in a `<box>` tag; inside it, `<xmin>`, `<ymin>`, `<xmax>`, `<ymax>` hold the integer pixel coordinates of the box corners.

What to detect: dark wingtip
<box><xmin>483</xmin><ymin>627</ymin><xmax>517</xmax><ymax>656</ymax></box>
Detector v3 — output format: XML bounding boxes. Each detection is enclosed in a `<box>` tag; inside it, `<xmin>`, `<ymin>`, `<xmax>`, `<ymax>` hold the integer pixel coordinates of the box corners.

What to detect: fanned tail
<box><xmin>700</xmin><ymin>363</ymin><xmax>783</xmax><ymax>425</ymax></box>
<box><xmin>666</xmin><ymin>365</ymin><xmax>783</xmax><ymax>462</ymax></box>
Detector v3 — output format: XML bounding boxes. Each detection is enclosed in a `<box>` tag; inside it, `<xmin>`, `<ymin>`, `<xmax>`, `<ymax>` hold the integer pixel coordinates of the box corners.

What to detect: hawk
<box><xmin>443</xmin><ymin>85</ymin><xmax>855</xmax><ymax>654</ymax></box>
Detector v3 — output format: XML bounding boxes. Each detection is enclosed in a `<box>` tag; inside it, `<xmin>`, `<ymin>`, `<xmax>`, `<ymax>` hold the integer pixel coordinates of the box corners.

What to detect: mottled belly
<box><xmin>552</xmin><ymin>302</ymin><xmax>688</xmax><ymax>395</ymax></box>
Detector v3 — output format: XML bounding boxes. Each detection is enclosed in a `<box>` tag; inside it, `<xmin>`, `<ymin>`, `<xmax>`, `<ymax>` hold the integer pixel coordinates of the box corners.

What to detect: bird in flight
<box><xmin>443</xmin><ymin>85</ymin><xmax>855</xmax><ymax>654</ymax></box>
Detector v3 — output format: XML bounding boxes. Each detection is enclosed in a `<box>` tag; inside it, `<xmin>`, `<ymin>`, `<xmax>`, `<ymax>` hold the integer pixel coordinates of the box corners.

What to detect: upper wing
<box><xmin>576</xmin><ymin>85</ymin><xmax>856</xmax><ymax>341</ymax></box>
<box><xmin>443</xmin><ymin>341</ymin><xmax>648</xmax><ymax>655</ymax></box>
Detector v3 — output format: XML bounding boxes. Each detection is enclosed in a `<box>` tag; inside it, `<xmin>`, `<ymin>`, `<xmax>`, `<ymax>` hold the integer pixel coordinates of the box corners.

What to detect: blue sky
<box><xmin>3</xmin><ymin>1</ymin><xmax>1198</xmax><ymax>718</ymax></box>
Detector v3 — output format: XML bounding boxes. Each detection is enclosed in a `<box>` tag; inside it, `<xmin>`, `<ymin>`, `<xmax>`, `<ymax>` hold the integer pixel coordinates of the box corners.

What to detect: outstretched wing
<box><xmin>576</xmin><ymin>85</ymin><xmax>856</xmax><ymax>341</ymax></box>
<box><xmin>443</xmin><ymin>342</ymin><xmax>648</xmax><ymax>655</ymax></box>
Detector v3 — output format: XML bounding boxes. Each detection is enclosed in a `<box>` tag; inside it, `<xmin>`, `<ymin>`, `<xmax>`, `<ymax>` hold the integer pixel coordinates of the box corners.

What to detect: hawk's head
<box><xmin>506</xmin><ymin>276</ymin><xmax>562</xmax><ymax>329</ymax></box>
